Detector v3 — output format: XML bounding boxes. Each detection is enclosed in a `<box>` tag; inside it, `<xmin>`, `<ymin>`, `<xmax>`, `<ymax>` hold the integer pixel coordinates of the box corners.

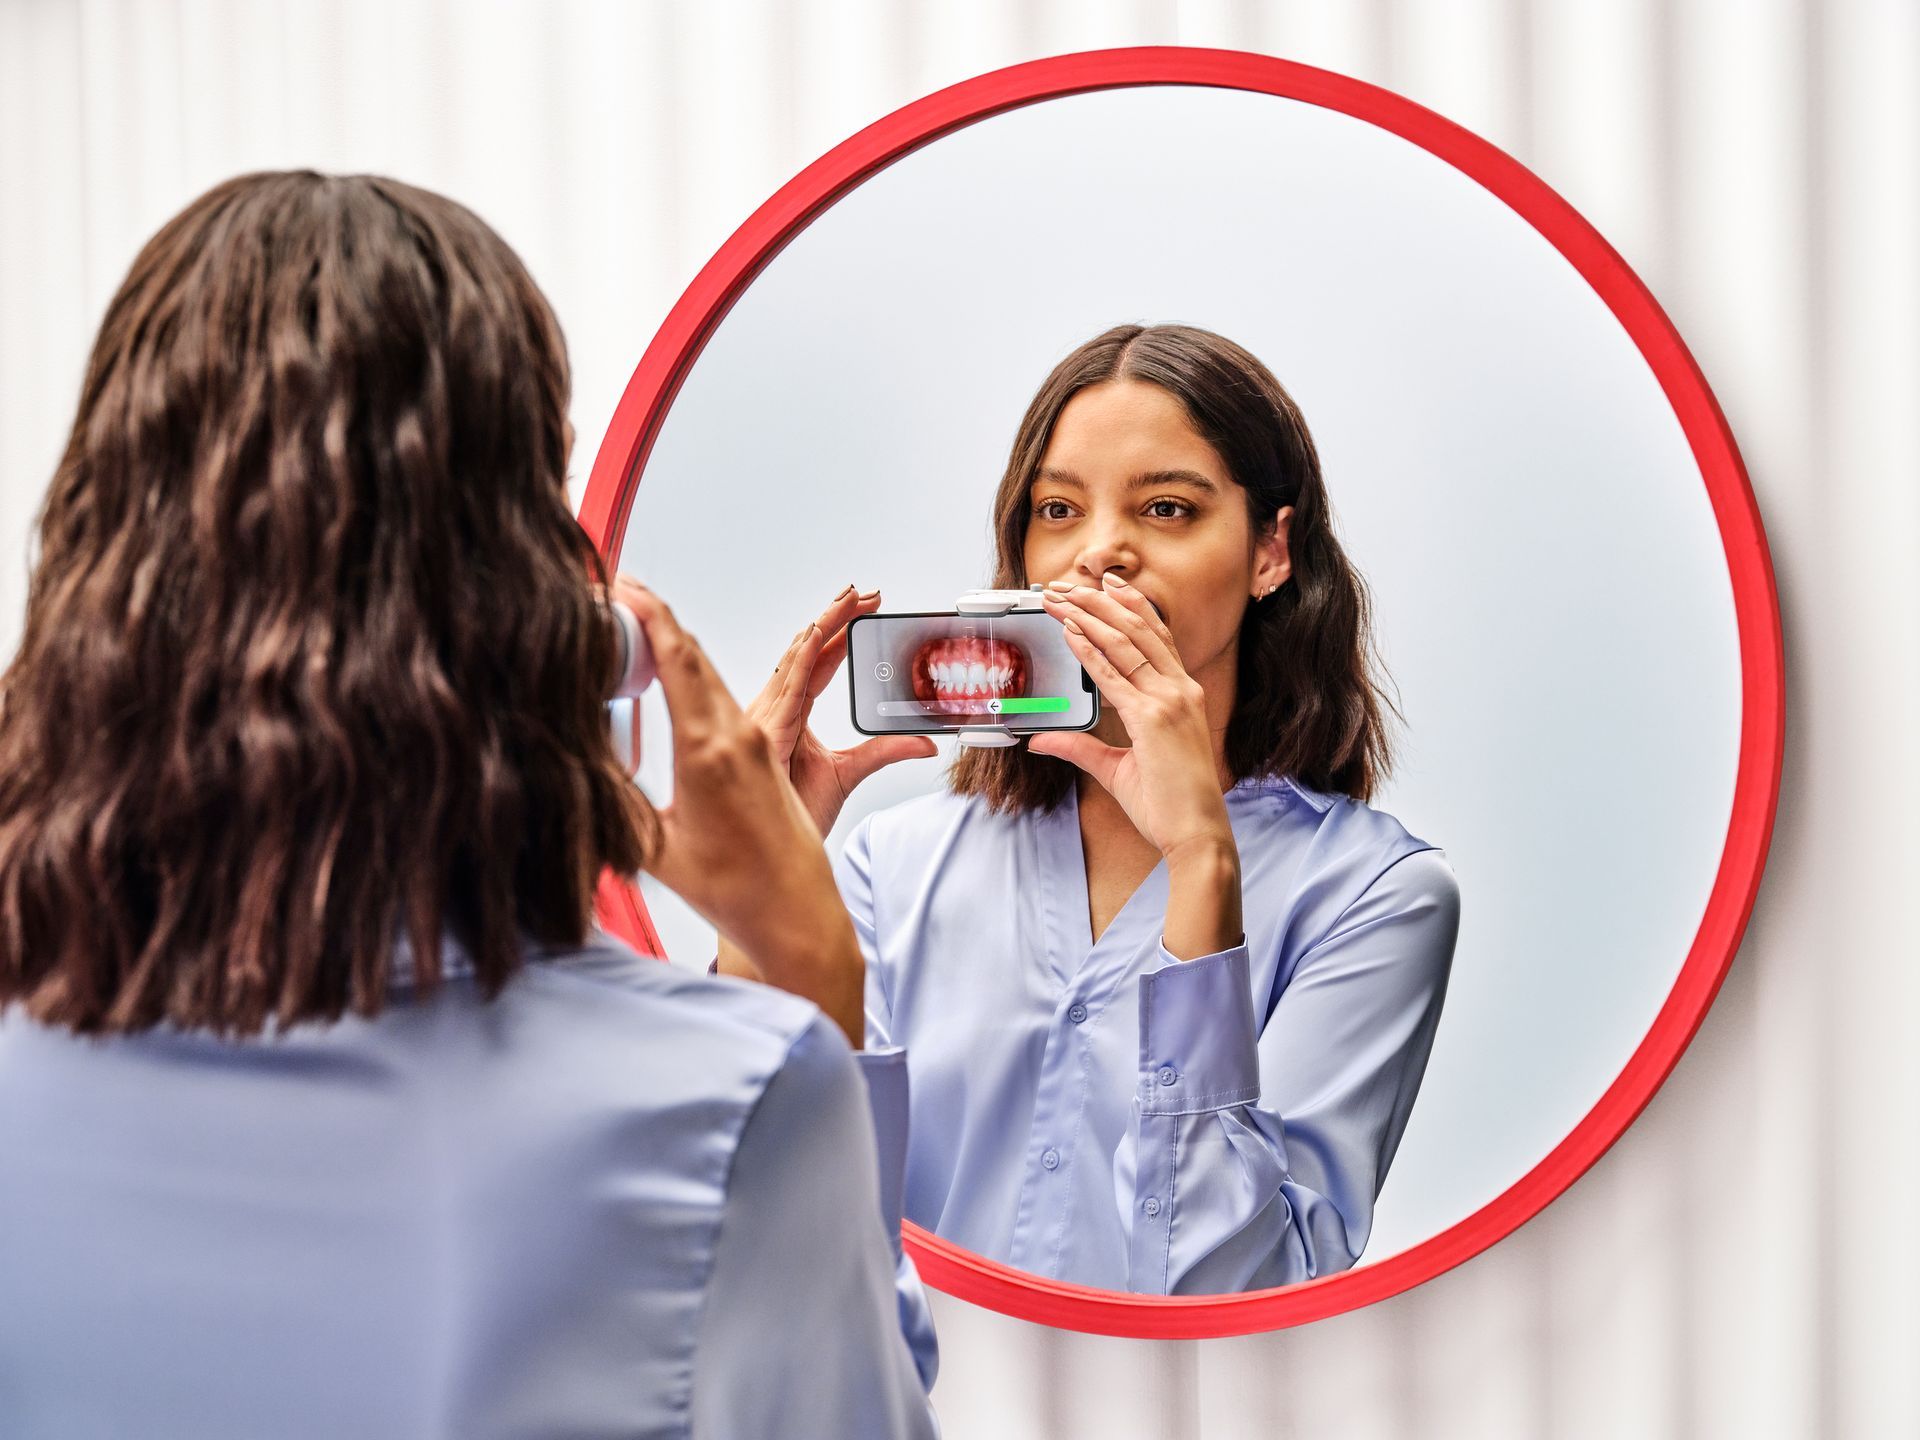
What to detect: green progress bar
<box><xmin>994</xmin><ymin>696</ymin><xmax>1070</xmax><ymax>713</ymax></box>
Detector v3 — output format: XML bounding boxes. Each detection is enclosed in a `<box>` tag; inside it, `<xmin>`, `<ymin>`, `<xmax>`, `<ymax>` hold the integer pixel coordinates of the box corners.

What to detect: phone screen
<box><xmin>847</xmin><ymin>610</ymin><xmax>1099</xmax><ymax>736</ymax></box>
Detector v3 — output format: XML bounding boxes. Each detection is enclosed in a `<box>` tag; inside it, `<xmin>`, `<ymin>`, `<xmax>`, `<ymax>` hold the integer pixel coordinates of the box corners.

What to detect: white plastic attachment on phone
<box><xmin>609</xmin><ymin>600</ymin><xmax>657</xmax><ymax>699</ymax></box>
<box><xmin>954</xmin><ymin>584</ymin><xmax>1048</xmax><ymax>616</ymax></box>
<box><xmin>953</xmin><ymin>585</ymin><xmax>1048</xmax><ymax>749</ymax></box>
<box><xmin>954</xmin><ymin>727</ymin><xmax>1019</xmax><ymax>747</ymax></box>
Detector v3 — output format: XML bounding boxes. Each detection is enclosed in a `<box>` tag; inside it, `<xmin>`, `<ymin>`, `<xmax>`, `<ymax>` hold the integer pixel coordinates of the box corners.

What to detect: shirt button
<box><xmin>1041</xmin><ymin>1148</ymin><xmax>1060</xmax><ymax>1170</ymax></box>
<box><xmin>1157</xmin><ymin>1067</ymin><xmax>1178</xmax><ymax>1087</ymax></box>
<box><xmin>1068</xmin><ymin>1003</ymin><xmax>1089</xmax><ymax>1024</ymax></box>
<box><xmin>1143</xmin><ymin>1197</ymin><xmax>1162</xmax><ymax>1217</ymax></box>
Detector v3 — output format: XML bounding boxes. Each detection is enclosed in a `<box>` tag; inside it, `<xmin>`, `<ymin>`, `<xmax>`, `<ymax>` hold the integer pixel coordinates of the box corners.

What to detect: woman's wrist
<box><xmin>727</xmin><ymin>913</ymin><xmax>866</xmax><ymax>1050</ymax></box>
<box><xmin>1161</xmin><ymin>831</ymin><xmax>1244</xmax><ymax>961</ymax></box>
<box><xmin>714</xmin><ymin>935</ymin><xmax>765</xmax><ymax>984</ymax></box>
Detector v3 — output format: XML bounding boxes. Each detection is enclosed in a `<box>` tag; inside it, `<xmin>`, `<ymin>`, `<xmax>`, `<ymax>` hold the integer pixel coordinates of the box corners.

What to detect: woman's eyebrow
<box><xmin>1038</xmin><ymin>467</ymin><xmax>1220</xmax><ymax>495</ymax></box>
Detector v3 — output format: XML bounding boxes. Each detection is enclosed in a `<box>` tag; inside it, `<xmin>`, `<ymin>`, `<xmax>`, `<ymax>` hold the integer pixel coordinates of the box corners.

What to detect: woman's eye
<box><xmin>1032</xmin><ymin>498</ymin><xmax>1193</xmax><ymax>521</ymax></box>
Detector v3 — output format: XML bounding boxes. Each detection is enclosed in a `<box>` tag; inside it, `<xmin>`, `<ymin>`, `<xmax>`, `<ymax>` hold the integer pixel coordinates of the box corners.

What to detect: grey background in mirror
<box><xmin>616</xmin><ymin>84</ymin><xmax>1740</xmax><ymax>1277</ymax></box>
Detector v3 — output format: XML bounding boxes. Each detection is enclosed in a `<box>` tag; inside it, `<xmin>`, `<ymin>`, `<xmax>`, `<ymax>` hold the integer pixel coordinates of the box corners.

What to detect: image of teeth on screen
<box><xmin>847</xmin><ymin>611</ymin><xmax>1094</xmax><ymax>733</ymax></box>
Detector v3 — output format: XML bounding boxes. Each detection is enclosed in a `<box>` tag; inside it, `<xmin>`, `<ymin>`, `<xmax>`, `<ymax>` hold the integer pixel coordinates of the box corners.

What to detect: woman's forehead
<box><xmin>1040</xmin><ymin>381</ymin><xmax>1228</xmax><ymax>482</ymax></box>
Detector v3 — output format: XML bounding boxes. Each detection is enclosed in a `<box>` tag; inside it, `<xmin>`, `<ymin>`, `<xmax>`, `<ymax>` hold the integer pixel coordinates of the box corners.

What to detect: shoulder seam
<box><xmin>1314</xmin><ymin>844</ymin><xmax>1453</xmax><ymax>947</ymax></box>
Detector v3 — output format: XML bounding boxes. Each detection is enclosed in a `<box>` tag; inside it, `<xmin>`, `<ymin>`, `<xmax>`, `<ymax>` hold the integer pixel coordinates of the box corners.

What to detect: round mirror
<box><xmin>585</xmin><ymin>48</ymin><xmax>1780</xmax><ymax>1337</ymax></box>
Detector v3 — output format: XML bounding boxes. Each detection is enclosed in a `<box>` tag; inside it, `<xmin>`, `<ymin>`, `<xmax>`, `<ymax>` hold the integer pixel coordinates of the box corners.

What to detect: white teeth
<box><xmin>926</xmin><ymin>651</ymin><xmax>1018</xmax><ymax>695</ymax></box>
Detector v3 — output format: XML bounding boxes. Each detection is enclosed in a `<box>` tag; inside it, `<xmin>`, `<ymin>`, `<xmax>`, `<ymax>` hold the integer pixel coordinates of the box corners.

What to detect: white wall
<box><xmin>2</xmin><ymin>2</ymin><xmax>1913</xmax><ymax>1436</ymax></box>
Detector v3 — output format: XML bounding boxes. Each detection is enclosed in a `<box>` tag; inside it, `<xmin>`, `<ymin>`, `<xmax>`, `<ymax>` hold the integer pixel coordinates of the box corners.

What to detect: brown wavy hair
<box><xmin>949</xmin><ymin>323</ymin><xmax>1401</xmax><ymax>815</ymax></box>
<box><xmin>0</xmin><ymin>171</ymin><xmax>658</xmax><ymax>1037</ymax></box>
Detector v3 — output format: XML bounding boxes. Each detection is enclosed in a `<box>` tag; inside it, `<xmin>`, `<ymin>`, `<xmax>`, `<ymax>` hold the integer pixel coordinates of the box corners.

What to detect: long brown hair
<box><xmin>949</xmin><ymin>323</ymin><xmax>1400</xmax><ymax>815</ymax></box>
<box><xmin>0</xmin><ymin>171</ymin><xmax>657</xmax><ymax>1036</ymax></box>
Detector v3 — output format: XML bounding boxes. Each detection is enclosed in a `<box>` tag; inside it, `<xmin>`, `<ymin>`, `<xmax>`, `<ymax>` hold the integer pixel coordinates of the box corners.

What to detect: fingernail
<box><xmin>858</xmin><ymin>588</ymin><xmax>880</xmax><ymax>602</ymax></box>
<box><xmin>1046</xmin><ymin>580</ymin><xmax>1074</xmax><ymax>592</ymax></box>
<box><xmin>837</xmin><ymin>583</ymin><xmax>856</xmax><ymax>598</ymax></box>
<box><xmin>1103</xmin><ymin>572</ymin><xmax>1129</xmax><ymax>588</ymax></box>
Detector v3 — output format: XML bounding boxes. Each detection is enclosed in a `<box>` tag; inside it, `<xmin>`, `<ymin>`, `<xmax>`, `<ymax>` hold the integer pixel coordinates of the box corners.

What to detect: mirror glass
<box><xmin>614</xmin><ymin>83</ymin><xmax>1741</xmax><ymax>1296</ymax></box>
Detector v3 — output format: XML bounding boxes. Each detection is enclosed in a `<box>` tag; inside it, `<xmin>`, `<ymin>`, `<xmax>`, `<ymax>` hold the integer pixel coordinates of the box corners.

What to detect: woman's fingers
<box><xmin>1047</xmin><ymin>603</ymin><xmax>1148</xmax><ymax>725</ymax></box>
<box><xmin>763</xmin><ymin>587</ymin><xmax>878</xmax><ymax>725</ymax></box>
<box><xmin>835</xmin><ymin>734</ymin><xmax>939</xmax><ymax>791</ymax></box>
<box><xmin>1045</xmin><ymin>576</ymin><xmax>1182</xmax><ymax>674</ymax></box>
<box><xmin>799</xmin><ymin>589</ymin><xmax>879</xmax><ymax>704</ymax></box>
<box><xmin>804</xmin><ymin>618</ymin><xmax>858</xmax><ymax>703</ymax></box>
<box><xmin>1025</xmin><ymin>729</ymin><xmax>1126</xmax><ymax>791</ymax></box>
<box><xmin>1042</xmin><ymin>589</ymin><xmax>1155</xmax><ymax>695</ymax></box>
<box><xmin>618</xmin><ymin>581</ymin><xmax>740</xmax><ymax>739</ymax></box>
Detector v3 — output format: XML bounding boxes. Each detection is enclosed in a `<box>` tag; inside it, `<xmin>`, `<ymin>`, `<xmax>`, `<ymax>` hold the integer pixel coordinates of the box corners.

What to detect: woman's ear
<box><xmin>1252</xmin><ymin>505</ymin><xmax>1294</xmax><ymax>598</ymax></box>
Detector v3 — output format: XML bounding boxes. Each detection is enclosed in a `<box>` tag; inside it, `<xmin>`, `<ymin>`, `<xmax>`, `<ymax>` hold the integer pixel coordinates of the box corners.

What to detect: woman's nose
<box><xmin>1071</xmin><ymin>525</ymin><xmax>1138</xmax><ymax>583</ymax></box>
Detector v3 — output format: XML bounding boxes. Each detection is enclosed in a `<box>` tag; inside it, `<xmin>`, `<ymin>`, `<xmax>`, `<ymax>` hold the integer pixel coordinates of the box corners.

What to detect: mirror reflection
<box><xmin>620</xmin><ymin>84</ymin><xmax>1741</xmax><ymax>1297</ymax></box>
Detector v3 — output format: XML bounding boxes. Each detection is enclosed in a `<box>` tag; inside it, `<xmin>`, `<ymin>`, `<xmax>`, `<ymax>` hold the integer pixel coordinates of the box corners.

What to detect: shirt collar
<box><xmin>1228</xmin><ymin>772</ymin><xmax>1336</xmax><ymax>814</ymax></box>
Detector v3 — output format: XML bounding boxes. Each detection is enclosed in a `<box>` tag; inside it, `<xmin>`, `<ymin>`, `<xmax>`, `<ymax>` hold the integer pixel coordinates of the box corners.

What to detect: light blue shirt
<box><xmin>0</xmin><ymin>932</ymin><xmax>937</xmax><ymax>1439</ymax></box>
<box><xmin>836</xmin><ymin>773</ymin><xmax>1461</xmax><ymax>1295</ymax></box>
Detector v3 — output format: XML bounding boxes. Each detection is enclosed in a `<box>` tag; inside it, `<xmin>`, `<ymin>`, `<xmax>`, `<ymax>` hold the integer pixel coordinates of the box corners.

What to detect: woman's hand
<box><xmin>1030</xmin><ymin>572</ymin><xmax>1235</xmax><ymax>864</ymax></box>
<box><xmin>745</xmin><ymin>584</ymin><xmax>937</xmax><ymax>838</ymax></box>
<box><xmin>1033</xmin><ymin>573</ymin><xmax>1243</xmax><ymax>960</ymax></box>
<box><xmin>612</xmin><ymin>576</ymin><xmax>864</xmax><ymax>1046</ymax></box>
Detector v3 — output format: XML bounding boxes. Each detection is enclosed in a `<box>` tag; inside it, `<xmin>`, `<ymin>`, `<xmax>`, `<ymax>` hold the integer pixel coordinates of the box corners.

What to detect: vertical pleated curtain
<box><xmin>0</xmin><ymin>2</ymin><xmax>1913</xmax><ymax>1436</ymax></box>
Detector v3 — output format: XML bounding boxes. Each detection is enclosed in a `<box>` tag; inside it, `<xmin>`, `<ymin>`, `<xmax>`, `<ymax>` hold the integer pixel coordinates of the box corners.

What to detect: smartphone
<box><xmin>847</xmin><ymin>606</ymin><xmax>1099</xmax><ymax>738</ymax></box>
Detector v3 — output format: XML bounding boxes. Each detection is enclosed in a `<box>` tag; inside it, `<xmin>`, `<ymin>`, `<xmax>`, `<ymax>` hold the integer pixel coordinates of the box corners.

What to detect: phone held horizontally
<box><xmin>846</xmin><ymin>587</ymin><xmax>1099</xmax><ymax>748</ymax></box>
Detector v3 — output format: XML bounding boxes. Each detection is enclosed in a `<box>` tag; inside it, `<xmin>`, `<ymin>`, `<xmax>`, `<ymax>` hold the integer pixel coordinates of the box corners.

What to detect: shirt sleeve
<box><xmin>692</xmin><ymin>1012</ymin><xmax>939</xmax><ymax>1440</ymax></box>
<box><xmin>852</xmin><ymin>1044</ymin><xmax>939</xmax><ymax>1394</ymax></box>
<box><xmin>1113</xmin><ymin>847</ymin><xmax>1461</xmax><ymax>1295</ymax></box>
<box><xmin>829</xmin><ymin>821</ymin><xmax>936</xmax><ymax>1370</ymax></box>
<box><xmin>832</xmin><ymin>814</ymin><xmax>898</xmax><ymax>1052</ymax></box>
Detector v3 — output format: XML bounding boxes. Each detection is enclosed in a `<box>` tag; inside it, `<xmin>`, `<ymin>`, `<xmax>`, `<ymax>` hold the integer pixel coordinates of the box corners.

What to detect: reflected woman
<box><xmin>733</xmin><ymin>323</ymin><xmax>1461</xmax><ymax>1296</ymax></box>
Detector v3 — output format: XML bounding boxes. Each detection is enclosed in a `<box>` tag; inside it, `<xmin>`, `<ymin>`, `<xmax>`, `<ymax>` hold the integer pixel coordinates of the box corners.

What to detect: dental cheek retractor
<box><xmin>608</xmin><ymin>600</ymin><xmax>656</xmax><ymax>776</ymax></box>
<box><xmin>950</xmin><ymin>585</ymin><xmax>1048</xmax><ymax>750</ymax></box>
<box><xmin>609</xmin><ymin>600</ymin><xmax>657</xmax><ymax>699</ymax></box>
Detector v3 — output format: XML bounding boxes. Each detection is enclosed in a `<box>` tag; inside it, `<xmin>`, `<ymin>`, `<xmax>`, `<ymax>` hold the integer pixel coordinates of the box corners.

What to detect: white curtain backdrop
<box><xmin>2</xmin><ymin>3</ymin><xmax>1913</xmax><ymax>1436</ymax></box>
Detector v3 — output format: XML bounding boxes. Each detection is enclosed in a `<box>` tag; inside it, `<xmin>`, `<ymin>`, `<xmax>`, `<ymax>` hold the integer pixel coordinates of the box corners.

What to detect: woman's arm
<box><xmin>1160</xmin><ymin>833</ymin><xmax>1243</xmax><ymax>960</ymax></box>
<box><xmin>712</xmin><ymin>583</ymin><xmax>933</xmax><ymax>1034</ymax></box>
<box><xmin>691</xmin><ymin>1011</ymin><xmax>938</xmax><ymax>1439</ymax></box>
<box><xmin>1114</xmin><ymin>847</ymin><xmax>1461</xmax><ymax>1295</ymax></box>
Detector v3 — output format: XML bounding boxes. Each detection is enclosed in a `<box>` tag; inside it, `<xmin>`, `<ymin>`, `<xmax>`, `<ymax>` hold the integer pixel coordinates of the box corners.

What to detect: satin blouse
<box><xmin>835</xmin><ymin>772</ymin><xmax>1461</xmax><ymax>1295</ymax></box>
<box><xmin>0</xmin><ymin>931</ymin><xmax>937</xmax><ymax>1439</ymax></box>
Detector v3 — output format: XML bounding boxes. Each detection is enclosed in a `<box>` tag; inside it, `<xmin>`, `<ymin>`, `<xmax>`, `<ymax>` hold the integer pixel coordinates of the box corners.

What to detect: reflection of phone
<box><xmin>848</xmin><ymin>608</ymin><xmax>1099</xmax><ymax>740</ymax></box>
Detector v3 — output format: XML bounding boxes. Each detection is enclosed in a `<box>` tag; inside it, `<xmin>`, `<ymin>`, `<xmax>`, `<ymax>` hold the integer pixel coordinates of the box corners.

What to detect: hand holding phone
<box><xmin>846</xmin><ymin>593</ymin><xmax>1099</xmax><ymax>742</ymax></box>
<box><xmin>741</xmin><ymin>585</ymin><xmax>939</xmax><ymax>837</ymax></box>
<box><xmin>614</xmin><ymin>580</ymin><xmax>866</xmax><ymax>1044</ymax></box>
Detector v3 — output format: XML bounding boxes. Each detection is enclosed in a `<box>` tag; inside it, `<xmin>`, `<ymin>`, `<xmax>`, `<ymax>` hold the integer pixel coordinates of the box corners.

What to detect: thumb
<box><xmin>1025</xmin><ymin>731</ymin><xmax>1122</xmax><ymax>788</ymax></box>
<box><xmin>839</xmin><ymin>734</ymin><xmax>939</xmax><ymax>789</ymax></box>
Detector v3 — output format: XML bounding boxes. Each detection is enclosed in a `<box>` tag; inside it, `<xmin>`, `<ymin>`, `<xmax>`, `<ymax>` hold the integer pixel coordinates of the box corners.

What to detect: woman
<box><xmin>731</xmin><ymin>323</ymin><xmax>1461</xmax><ymax>1296</ymax></box>
<box><xmin>0</xmin><ymin>172</ymin><xmax>935</xmax><ymax>1438</ymax></box>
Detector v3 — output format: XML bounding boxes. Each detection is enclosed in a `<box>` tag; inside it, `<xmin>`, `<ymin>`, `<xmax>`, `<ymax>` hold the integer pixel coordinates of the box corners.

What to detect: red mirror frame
<box><xmin>582</xmin><ymin>46</ymin><xmax>1783</xmax><ymax>1339</ymax></box>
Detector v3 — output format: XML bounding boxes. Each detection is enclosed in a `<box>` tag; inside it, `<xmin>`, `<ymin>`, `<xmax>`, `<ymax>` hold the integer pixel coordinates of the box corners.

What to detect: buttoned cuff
<box><xmin>1137</xmin><ymin>944</ymin><xmax>1259</xmax><ymax>1115</ymax></box>
<box><xmin>853</xmin><ymin>1045</ymin><xmax>911</xmax><ymax>1259</ymax></box>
